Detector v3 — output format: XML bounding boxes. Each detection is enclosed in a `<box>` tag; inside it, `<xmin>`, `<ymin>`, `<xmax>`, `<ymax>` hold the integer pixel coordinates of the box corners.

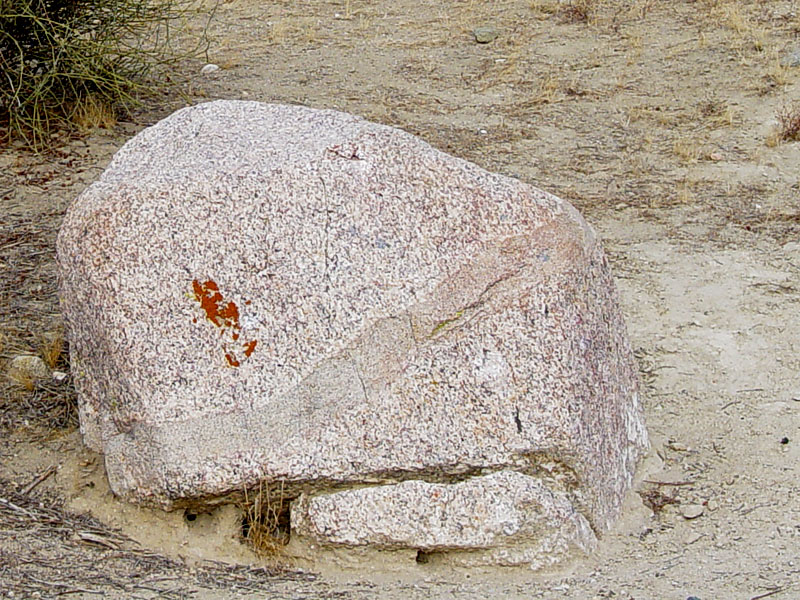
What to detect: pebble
<box><xmin>9</xmin><ymin>355</ymin><xmax>51</xmax><ymax>381</ymax></box>
<box><xmin>200</xmin><ymin>63</ymin><xmax>220</xmax><ymax>75</ymax></box>
<box><xmin>682</xmin><ymin>504</ymin><xmax>705</xmax><ymax>520</ymax></box>
<box><xmin>52</xmin><ymin>371</ymin><xmax>68</xmax><ymax>383</ymax></box>
<box><xmin>781</xmin><ymin>46</ymin><xmax>800</xmax><ymax>67</ymax></box>
<box><xmin>473</xmin><ymin>26</ymin><xmax>499</xmax><ymax>44</ymax></box>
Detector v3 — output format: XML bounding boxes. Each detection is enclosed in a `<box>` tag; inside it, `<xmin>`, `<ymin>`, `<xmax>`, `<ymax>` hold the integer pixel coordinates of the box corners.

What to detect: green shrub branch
<box><xmin>0</xmin><ymin>0</ymin><xmax>212</xmax><ymax>148</ymax></box>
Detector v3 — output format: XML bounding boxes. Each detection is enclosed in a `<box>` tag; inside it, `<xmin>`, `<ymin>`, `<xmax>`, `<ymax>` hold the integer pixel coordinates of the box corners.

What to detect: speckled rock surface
<box><xmin>292</xmin><ymin>470</ymin><xmax>597</xmax><ymax>567</ymax></box>
<box><xmin>57</xmin><ymin>100</ymin><xmax>647</xmax><ymax>566</ymax></box>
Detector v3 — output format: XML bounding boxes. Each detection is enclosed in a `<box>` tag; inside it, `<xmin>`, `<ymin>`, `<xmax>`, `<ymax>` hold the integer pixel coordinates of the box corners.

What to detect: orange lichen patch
<box><xmin>243</xmin><ymin>340</ymin><xmax>257</xmax><ymax>357</ymax></box>
<box><xmin>191</xmin><ymin>278</ymin><xmax>258</xmax><ymax>368</ymax></box>
<box><xmin>193</xmin><ymin>279</ymin><xmax>241</xmax><ymax>329</ymax></box>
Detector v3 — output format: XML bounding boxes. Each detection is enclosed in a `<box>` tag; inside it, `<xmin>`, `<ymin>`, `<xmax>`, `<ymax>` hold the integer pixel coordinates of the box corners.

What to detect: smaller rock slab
<box><xmin>292</xmin><ymin>470</ymin><xmax>596</xmax><ymax>567</ymax></box>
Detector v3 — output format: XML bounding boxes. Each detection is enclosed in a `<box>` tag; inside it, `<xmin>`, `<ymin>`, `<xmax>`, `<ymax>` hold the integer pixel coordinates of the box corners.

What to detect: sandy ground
<box><xmin>2</xmin><ymin>0</ymin><xmax>800</xmax><ymax>598</ymax></box>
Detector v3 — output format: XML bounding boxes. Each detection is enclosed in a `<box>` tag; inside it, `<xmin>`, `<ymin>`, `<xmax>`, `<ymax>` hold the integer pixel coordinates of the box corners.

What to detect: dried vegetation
<box><xmin>0</xmin><ymin>478</ymin><xmax>304</xmax><ymax>598</ymax></box>
<box><xmin>0</xmin><ymin>0</ymin><xmax>213</xmax><ymax>149</ymax></box>
<box><xmin>239</xmin><ymin>481</ymin><xmax>293</xmax><ymax>559</ymax></box>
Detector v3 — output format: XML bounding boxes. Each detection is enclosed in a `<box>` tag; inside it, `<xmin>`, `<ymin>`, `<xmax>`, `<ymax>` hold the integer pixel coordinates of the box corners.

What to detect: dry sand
<box><xmin>2</xmin><ymin>1</ymin><xmax>799</xmax><ymax>598</ymax></box>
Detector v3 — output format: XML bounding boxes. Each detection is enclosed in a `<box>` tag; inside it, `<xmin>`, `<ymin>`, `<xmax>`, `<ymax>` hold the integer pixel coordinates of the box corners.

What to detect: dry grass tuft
<box><xmin>239</xmin><ymin>481</ymin><xmax>291</xmax><ymax>558</ymax></box>
<box><xmin>7</xmin><ymin>368</ymin><xmax>36</xmax><ymax>392</ymax></box>
<box><xmin>266</xmin><ymin>17</ymin><xmax>320</xmax><ymax>45</ymax></box>
<box><xmin>673</xmin><ymin>137</ymin><xmax>702</xmax><ymax>164</ymax></box>
<box><xmin>715</xmin><ymin>1</ymin><xmax>767</xmax><ymax>52</ymax></box>
<box><xmin>765</xmin><ymin>53</ymin><xmax>790</xmax><ymax>89</ymax></box>
<box><xmin>71</xmin><ymin>96</ymin><xmax>118</xmax><ymax>132</ymax></box>
<box><xmin>696</xmin><ymin>96</ymin><xmax>736</xmax><ymax>128</ymax></box>
<box><xmin>39</xmin><ymin>330</ymin><xmax>65</xmax><ymax>371</ymax></box>
<box><xmin>677</xmin><ymin>178</ymin><xmax>698</xmax><ymax>204</ymax></box>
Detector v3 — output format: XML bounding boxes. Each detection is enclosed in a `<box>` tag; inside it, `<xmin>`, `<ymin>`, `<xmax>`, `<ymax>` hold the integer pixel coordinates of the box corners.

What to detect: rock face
<box><xmin>57</xmin><ymin>100</ymin><xmax>648</xmax><ymax>567</ymax></box>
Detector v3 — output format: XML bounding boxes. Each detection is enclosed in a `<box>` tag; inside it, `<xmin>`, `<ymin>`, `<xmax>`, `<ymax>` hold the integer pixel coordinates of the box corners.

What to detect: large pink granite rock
<box><xmin>57</xmin><ymin>100</ymin><xmax>647</xmax><ymax>567</ymax></box>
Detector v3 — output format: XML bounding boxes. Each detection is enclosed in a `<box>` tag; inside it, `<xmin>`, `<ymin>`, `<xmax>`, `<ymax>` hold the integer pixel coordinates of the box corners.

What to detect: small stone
<box><xmin>667</xmin><ymin>440</ymin><xmax>688</xmax><ymax>452</ymax></box>
<box><xmin>682</xmin><ymin>504</ymin><xmax>704</xmax><ymax>520</ymax></box>
<box><xmin>9</xmin><ymin>355</ymin><xmax>51</xmax><ymax>382</ymax></box>
<box><xmin>781</xmin><ymin>46</ymin><xmax>800</xmax><ymax>67</ymax></box>
<box><xmin>200</xmin><ymin>63</ymin><xmax>220</xmax><ymax>75</ymax></box>
<box><xmin>52</xmin><ymin>371</ymin><xmax>68</xmax><ymax>383</ymax></box>
<box><xmin>473</xmin><ymin>26</ymin><xmax>499</xmax><ymax>44</ymax></box>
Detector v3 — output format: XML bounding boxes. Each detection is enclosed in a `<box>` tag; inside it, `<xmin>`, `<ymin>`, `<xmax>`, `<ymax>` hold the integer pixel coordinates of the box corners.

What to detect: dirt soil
<box><xmin>2</xmin><ymin>0</ymin><xmax>800</xmax><ymax>598</ymax></box>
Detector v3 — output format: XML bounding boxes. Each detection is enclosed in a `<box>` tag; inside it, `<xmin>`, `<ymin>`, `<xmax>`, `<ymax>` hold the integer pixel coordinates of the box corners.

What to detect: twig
<box><xmin>21</xmin><ymin>465</ymin><xmax>56</xmax><ymax>495</ymax></box>
<box><xmin>78</xmin><ymin>531</ymin><xmax>121</xmax><ymax>550</ymax></box>
<box><xmin>740</xmin><ymin>503</ymin><xmax>771</xmax><ymax>516</ymax></box>
<box><xmin>751</xmin><ymin>587</ymin><xmax>786</xmax><ymax>600</ymax></box>
<box><xmin>0</xmin><ymin>496</ymin><xmax>35</xmax><ymax>516</ymax></box>
<box><xmin>27</xmin><ymin>575</ymin><xmax>102</xmax><ymax>595</ymax></box>
<box><xmin>643</xmin><ymin>480</ymin><xmax>694</xmax><ymax>486</ymax></box>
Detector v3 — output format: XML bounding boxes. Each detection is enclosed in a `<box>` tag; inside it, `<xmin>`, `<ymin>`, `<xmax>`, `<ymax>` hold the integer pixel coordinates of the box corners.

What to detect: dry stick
<box><xmin>740</xmin><ymin>502</ymin><xmax>771</xmax><ymax>516</ymax></box>
<box><xmin>750</xmin><ymin>588</ymin><xmax>786</xmax><ymax>600</ymax></box>
<box><xmin>643</xmin><ymin>480</ymin><xmax>694</xmax><ymax>486</ymax></box>
<box><xmin>20</xmin><ymin>465</ymin><xmax>56</xmax><ymax>495</ymax></box>
<box><xmin>26</xmin><ymin>575</ymin><xmax>102</xmax><ymax>596</ymax></box>
<box><xmin>0</xmin><ymin>496</ymin><xmax>35</xmax><ymax>516</ymax></box>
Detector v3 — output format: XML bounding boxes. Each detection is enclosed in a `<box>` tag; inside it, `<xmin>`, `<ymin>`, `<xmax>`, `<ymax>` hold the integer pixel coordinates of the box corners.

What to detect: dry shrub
<box><xmin>0</xmin><ymin>0</ymin><xmax>214</xmax><ymax>149</ymax></box>
<box><xmin>776</xmin><ymin>102</ymin><xmax>800</xmax><ymax>142</ymax></box>
<box><xmin>560</xmin><ymin>0</ymin><xmax>595</xmax><ymax>23</ymax></box>
<box><xmin>530</xmin><ymin>0</ymin><xmax>601</xmax><ymax>23</ymax></box>
<box><xmin>639</xmin><ymin>488</ymin><xmax>679</xmax><ymax>514</ymax></box>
